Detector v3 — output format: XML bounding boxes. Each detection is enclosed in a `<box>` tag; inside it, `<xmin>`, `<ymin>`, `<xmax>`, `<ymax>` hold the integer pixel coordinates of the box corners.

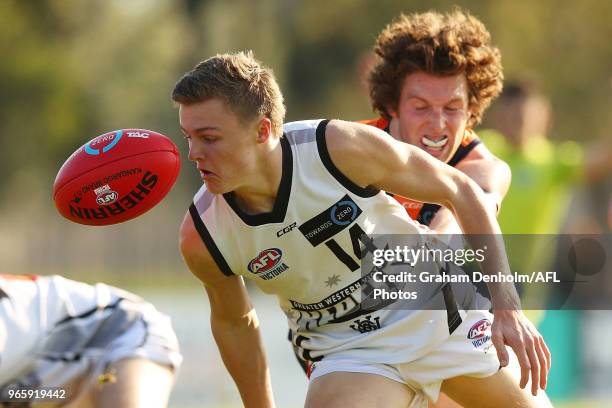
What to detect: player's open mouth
<box><xmin>199</xmin><ymin>169</ymin><xmax>214</xmax><ymax>178</ymax></box>
<box><xmin>421</xmin><ymin>135</ymin><xmax>448</xmax><ymax>151</ymax></box>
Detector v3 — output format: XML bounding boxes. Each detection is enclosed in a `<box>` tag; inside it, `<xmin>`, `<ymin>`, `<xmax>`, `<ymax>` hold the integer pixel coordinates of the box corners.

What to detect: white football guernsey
<box><xmin>190</xmin><ymin>119</ymin><xmax>474</xmax><ymax>365</ymax></box>
<box><xmin>0</xmin><ymin>274</ymin><xmax>181</xmax><ymax>391</ymax></box>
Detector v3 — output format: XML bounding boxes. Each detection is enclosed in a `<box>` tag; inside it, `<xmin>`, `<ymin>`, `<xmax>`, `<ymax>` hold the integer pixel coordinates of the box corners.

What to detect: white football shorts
<box><xmin>309</xmin><ymin>309</ymin><xmax>499</xmax><ymax>405</ymax></box>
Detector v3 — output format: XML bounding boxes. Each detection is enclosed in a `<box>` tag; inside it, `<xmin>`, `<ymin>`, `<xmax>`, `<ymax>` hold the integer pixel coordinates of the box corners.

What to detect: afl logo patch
<box><xmin>468</xmin><ymin>319</ymin><xmax>492</xmax><ymax>340</ymax></box>
<box><xmin>247</xmin><ymin>248</ymin><xmax>289</xmax><ymax>280</ymax></box>
<box><xmin>468</xmin><ymin>318</ymin><xmax>492</xmax><ymax>348</ymax></box>
<box><xmin>94</xmin><ymin>184</ymin><xmax>119</xmax><ymax>206</ymax></box>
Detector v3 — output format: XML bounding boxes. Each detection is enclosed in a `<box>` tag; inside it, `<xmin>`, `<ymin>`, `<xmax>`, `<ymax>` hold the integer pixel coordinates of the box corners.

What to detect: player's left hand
<box><xmin>490</xmin><ymin>309</ymin><xmax>552</xmax><ymax>396</ymax></box>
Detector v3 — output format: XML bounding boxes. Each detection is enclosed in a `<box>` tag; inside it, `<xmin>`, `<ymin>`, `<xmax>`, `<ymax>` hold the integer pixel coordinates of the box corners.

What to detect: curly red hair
<box><xmin>369</xmin><ymin>9</ymin><xmax>503</xmax><ymax>127</ymax></box>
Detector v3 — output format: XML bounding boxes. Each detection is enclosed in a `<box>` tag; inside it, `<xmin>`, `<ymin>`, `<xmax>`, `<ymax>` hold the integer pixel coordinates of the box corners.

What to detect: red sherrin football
<box><xmin>53</xmin><ymin>129</ymin><xmax>180</xmax><ymax>226</ymax></box>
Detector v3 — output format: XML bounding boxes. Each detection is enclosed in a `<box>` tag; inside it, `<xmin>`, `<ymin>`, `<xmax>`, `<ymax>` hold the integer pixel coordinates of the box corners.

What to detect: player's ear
<box><xmin>387</xmin><ymin>105</ymin><xmax>398</xmax><ymax>118</ymax></box>
<box><xmin>255</xmin><ymin>117</ymin><xmax>273</xmax><ymax>144</ymax></box>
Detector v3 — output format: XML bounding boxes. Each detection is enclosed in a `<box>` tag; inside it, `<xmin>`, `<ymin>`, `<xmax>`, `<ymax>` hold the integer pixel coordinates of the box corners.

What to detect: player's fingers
<box><xmin>509</xmin><ymin>339</ymin><xmax>531</xmax><ymax>389</ymax></box>
<box><xmin>491</xmin><ymin>329</ymin><xmax>509</xmax><ymax>367</ymax></box>
<box><xmin>523</xmin><ymin>335</ymin><xmax>540</xmax><ymax>396</ymax></box>
<box><xmin>539</xmin><ymin>335</ymin><xmax>552</xmax><ymax>371</ymax></box>
<box><xmin>534</xmin><ymin>335</ymin><xmax>548</xmax><ymax>391</ymax></box>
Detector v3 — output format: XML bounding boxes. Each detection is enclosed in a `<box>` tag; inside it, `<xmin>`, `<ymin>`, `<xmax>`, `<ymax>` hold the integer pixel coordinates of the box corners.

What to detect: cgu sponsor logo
<box><xmin>247</xmin><ymin>248</ymin><xmax>289</xmax><ymax>280</ymax></box>
<box><xmin>277</xmin><ymin>222</ymin><xmax>297</xmax><ymax>237</ymax></box>
<box><xmin>402</xmin><ymin>201</ymin><xmax>422</xmax><ymax>210</ymax></box>
<box><xmin>68</xmin><ymin>171</ymin><xmax>157</xmax><ymax>220</ymax></box>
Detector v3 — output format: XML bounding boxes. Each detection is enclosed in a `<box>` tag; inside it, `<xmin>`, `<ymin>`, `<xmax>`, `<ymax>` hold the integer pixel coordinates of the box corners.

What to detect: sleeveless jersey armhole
<box><xmin>188</xmin><ymin>203</ymin><xmax>235</xmax><ymax>277</ymax></box>
<box><xmin>315</xmin><ymin>119</ymin><xmax>380</xmax><ymax>198</ymax></box>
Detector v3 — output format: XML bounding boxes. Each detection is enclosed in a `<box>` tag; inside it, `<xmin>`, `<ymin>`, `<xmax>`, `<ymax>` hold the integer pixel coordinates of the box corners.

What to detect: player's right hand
<box><xmin>491</xmin><ymin>309</ymin><xmax>552</xmax><ymax>396</ymax></box>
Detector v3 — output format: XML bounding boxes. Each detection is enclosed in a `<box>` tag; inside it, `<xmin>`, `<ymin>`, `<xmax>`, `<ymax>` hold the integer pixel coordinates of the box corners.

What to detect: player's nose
<box><xmin>430</xmin><ymin>108</ymin><xmax>445</xmax><ymax>131</ymax></box>
<box><xmin>187</xmin><ymin>141</ymin><xmax>206</xmax><ymax>162</ymax></box>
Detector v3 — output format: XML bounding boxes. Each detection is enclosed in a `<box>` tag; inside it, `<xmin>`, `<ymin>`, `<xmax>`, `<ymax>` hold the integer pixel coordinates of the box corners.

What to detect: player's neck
<box><xmin>231</xmin><ymin>137</ymin><xmax>284</xmax><ymax>215</ymax></box>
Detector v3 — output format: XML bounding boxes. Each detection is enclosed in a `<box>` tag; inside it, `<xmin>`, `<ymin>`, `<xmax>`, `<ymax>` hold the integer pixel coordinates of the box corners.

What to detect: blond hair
<box><xmin>172</xmin><ymin>51</ymin><xmax>286</xmax><ymax>135</ymax></box>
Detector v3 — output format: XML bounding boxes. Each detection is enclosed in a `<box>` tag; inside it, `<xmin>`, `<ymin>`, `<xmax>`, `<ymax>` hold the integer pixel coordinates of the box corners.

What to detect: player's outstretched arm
<box><xmin>429</xmin><ymin>155</ymin><xmax>511</xmax><ymax>233</ymax></box>
<box><xmin>324</xmin><ymin>119</ymin><xmax>550</xmax><ymax>395</ymax></box>
<box><xmin>325</xmin><ymin>120</ymin><xmax>503</xmax><ymax>232</ymax></box>
<box><xmin>179</xmin><ymin>212</ymin><xmax>276</xmax><ymax>408</ymax></box>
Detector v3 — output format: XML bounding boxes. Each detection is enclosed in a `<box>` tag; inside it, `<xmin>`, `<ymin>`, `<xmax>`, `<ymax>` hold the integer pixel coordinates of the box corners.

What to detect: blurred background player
<box><xmin>0</xmin><ymin>274</ymin><xmax>182</xmax><ymax>408</ymax></box>
<box><xmin>480</xmin><ymin>79</ymin><xmax>612</xmax><ymax>401</ymax></box>
<box><xmin>483</xmin><ymin>79</ymin><xmax>611</xmax><ymax>235</ymax></box>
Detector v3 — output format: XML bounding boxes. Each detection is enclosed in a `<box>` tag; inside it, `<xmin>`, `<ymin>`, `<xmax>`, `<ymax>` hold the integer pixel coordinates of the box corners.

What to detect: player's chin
<box><xmin>422</xmin><ymin>146</ymin><xmax>447</xmax><ymax>161</ymax></box>
<box><xmin>437</xmin><ymin>146</ymin><xmax>454</xmax><ymax>163</ymax></box>
<box><xmin>203</xmin><ymin>180</ymin><xmax>225</xmax><ymax>194</ymax></box>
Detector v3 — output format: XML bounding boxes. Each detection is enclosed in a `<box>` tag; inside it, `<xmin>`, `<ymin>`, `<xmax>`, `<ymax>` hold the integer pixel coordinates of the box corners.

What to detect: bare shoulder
<box><xmin>468</xmin><ymin>140</ymin><xmax>496</xmax><ymax>160</ymax></box>
<box><xmin>179</xmin><ymin>211</ymin><xmax>228</xmax><ymax>287</ymax></box>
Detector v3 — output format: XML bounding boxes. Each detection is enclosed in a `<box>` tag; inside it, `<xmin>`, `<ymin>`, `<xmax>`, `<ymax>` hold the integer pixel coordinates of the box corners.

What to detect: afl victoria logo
<box><xmin>248</xmin><ymin>248</ymin><xmax>283</xmax><ymax>274</ymax></box>
<box><xmin>468</xmin><ymin>319</ymin><xmax>492</xmax><ymax>340</ymax></box>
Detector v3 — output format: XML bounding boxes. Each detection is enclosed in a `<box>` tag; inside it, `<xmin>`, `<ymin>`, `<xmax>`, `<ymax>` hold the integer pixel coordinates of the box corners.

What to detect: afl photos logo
<box><xmin>247</xmin><ymin>248</ymin><xmax>289</xmax><ymax>280</ymax></box>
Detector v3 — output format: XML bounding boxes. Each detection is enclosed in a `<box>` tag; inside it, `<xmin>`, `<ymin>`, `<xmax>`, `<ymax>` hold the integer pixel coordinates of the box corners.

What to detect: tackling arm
<box><xmin>429</xmin><ymin>147</ymin><xmax>511</xmax><ymax>233</ymax></box>
<box><xmin>179</xmin><ymin>213</ymin><xmax>276</xmax><ymax>408</ymax></box>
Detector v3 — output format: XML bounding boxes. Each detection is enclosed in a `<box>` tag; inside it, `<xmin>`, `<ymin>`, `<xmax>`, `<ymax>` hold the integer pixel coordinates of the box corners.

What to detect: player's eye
<box><xmin>445</xmin><ymin>104</ymin><xmax>462</xmax><ymax>112</ymax></box>
<box><xmin>445</xmin><ymin>101</ymin><xmax>465</xmax><ymax>112</ymax></box>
